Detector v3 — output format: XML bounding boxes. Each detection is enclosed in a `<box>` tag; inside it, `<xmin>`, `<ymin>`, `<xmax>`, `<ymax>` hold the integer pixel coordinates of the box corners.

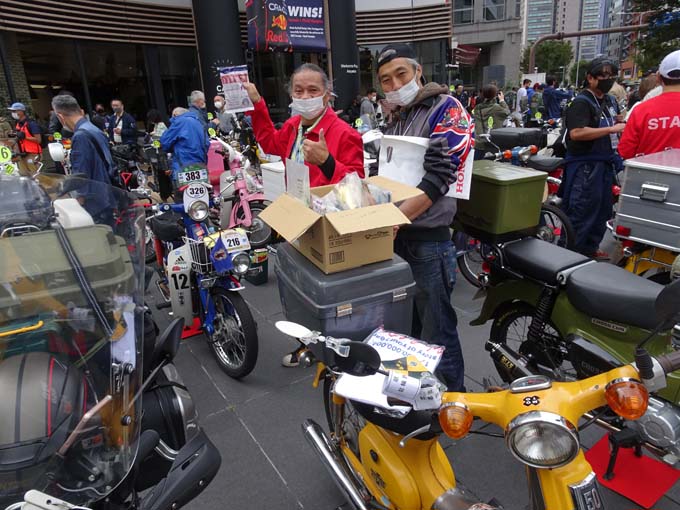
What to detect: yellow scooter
<box><xmin>276</xmin><ymin>280</ymin><xmax>680</xmax><ymax>510</ymax></box>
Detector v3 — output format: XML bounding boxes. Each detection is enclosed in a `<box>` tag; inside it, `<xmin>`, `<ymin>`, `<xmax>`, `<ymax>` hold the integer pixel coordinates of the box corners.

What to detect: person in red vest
<box><xmin>8</xmin><ymin>102</ymin><xmax>42</xmax><ymax>176</ymax></box>
<box><xmin>243</xmin><ymin>63</ymin><xmax>364</xmax><ymax>189</ymax></box>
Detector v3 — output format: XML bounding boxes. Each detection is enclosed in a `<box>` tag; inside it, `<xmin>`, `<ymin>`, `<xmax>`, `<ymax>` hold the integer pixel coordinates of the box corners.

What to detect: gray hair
<box><xmin>405</xmin><ymin>58</ymin><xmax>419</xmax><ymax>72</ymax></box>
<box><xmin>172</xmin><ymin>107</ymin><xmax>188</xmax><ymax>117</ymax></box>
<box><xmin>288</xmin><ymin>63</ymin><xmax>331</xmax><ymax>94</ymax></box>
<box><xmin>189</xmin><ymin>90</ymin><xmax>205</xmax><ymax>105</ymax></box>
<box><xmin>51</xmin><ymin>94</ymin><xmax>82</xmax><ymax>116</ymax></box>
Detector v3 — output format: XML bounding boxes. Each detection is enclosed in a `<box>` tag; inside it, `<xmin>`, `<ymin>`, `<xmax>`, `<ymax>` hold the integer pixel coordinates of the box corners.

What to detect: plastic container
<box><xmin>275</xmin><ymin>242</ymin><xmax>416</xmax><ymax>341</ymax></box>
<box><xmin>245</xmin><ymin>248</ymin><xmax>269</xmax><ymax>286</ymax></box>
<box><xmin>456</xmin><ymin>161</ymin><xmax>546</xmax><ymax>243</ymax></box>
<box><xmin>261</xmin><ymin>161</ymin><xmax>285</xmax><ymax>202</ymax></box>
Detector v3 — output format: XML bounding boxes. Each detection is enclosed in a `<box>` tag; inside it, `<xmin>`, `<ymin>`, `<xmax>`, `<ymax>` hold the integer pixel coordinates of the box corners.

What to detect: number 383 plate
<box><xmin>177</xmin><ymin>167</ymin><xmax>208</xmax><ymax>185</ymax></box>
<box><xmin>220</xmin><ymin>229</ymin><xmax>250</xmax><ymax>253</ymax></box>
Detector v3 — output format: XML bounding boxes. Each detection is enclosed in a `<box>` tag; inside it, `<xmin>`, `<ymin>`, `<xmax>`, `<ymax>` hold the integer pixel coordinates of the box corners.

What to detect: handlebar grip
<box><xmin>657</xmin><ymin>350</ymin><xmax>680</xmax><ymax>374</ymax></box>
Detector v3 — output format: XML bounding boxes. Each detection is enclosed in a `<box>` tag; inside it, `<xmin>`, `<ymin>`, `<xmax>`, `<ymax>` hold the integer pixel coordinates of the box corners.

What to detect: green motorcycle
<box><xmin>471</xmin><ymin>236</ymin><xmax>680</xmax><ymax>463</ymax></box>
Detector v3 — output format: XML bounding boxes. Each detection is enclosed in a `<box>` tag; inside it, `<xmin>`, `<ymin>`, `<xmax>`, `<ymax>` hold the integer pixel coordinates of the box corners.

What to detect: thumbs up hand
<box><xmin>302</xmin><ymin>128</ymin><xmax>330</xmax><ymax>166</ymax></box>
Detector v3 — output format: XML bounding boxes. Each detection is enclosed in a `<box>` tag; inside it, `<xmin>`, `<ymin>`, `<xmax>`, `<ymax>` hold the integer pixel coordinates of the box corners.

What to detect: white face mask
<box><xmin>214</xmin><ymin>102</ymin><xmax>224</xmax><ymax>110</ymax></box>
<box><xmin>385</xmin><ymin>76</ymin><xmax>420</xmax><ymax>106</ymax></box>
<box><xmin>11</xmin><ymin>112</ymin><xmax>20</xmax><ymax>120</ymax></box>
<box><xmin>290</xmin><ymin>95</ymin><xmax>326</xmax><ymax>120</ymax></box>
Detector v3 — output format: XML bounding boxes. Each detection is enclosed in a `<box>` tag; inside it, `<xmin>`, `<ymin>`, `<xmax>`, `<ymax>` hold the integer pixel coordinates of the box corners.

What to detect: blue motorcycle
<box><xmin>150</xmin><ymin>177</ymin><xmax>258</xmax><ymax>378</ymax></box>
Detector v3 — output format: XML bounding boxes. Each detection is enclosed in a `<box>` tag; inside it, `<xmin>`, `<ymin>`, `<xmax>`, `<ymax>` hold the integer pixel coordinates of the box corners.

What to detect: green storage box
<box><xmin>0</xmin><ymin>225</ymin><xmax>136</xmax><ymax>319</ymax></box>
<box><xmin>456</xmin><ymin>161</ymin><xmax>546</xmax><ymax>243</ymax></box>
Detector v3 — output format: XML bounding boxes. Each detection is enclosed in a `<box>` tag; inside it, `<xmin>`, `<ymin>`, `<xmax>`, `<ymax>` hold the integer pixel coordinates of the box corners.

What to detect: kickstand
<box><xmin>604</xmin><ymin>428</ymin><xmax>643</xmax><ymax>480</ymax></box>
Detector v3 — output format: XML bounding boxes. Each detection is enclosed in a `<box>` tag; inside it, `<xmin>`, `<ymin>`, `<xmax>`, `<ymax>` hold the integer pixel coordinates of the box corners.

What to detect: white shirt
<box><xmin>516</xmin><ymin>87</ymin><xmax>528</xmax><ymax>114</ymax></box>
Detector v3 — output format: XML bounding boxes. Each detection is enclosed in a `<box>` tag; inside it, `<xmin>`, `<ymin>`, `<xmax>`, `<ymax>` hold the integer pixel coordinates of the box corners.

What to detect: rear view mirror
<box><xmin>333</xmin><ymin>342</ymin><xmax>382</xmax><ymax>377</ymax></box>
<box><xmin>150</xmin><ymin>318</ymin><xmax>184</xmax><ymax>370</ymax></box>
<box><xmin>655</xmin><ymin>279</ymin><xmax>680</xmax><ymax>324</ymax></box>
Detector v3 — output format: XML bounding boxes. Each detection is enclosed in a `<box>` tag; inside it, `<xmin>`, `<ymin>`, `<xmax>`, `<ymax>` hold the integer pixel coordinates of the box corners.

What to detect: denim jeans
<box><xmin>394</xmin><ymin>238</ymin><xmax>465</xmax><ymax>391</ymax></box>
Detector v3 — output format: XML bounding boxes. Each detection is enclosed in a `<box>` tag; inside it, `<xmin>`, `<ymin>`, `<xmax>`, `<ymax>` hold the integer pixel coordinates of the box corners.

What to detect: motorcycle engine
<box><xmin>627</xmin><ymin>396</ymin><xmax>680</xmax><ymax>464</ymax></box>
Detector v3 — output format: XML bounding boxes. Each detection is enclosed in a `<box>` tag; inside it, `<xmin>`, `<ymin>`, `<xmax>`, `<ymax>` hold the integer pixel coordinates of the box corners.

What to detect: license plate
<box><xmin>177</xmin><ymin>167</ymin><xmax>208</xmax><ymax>185</ymax></box>
<box><xmin>570</xmin><ymin>473</ymin><xmax>604</xmax><ymax>510</ymax></box>
<box><xmin>220</xmin><ymin>229</ymin><xmax>250</xmax><ymax>253</ymax></box>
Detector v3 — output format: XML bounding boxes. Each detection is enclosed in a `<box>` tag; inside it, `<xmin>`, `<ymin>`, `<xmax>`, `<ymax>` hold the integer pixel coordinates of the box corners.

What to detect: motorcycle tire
<box><xmin>322</xmin><ymin>374</ymin><xmax>365</xmax><ymax>459</ymax></box>
<box><xmin>456</xmin><ymin>234</ymin><xmax>488</xmax><ymax>289</ymax></box>
<box><xmin>235</xmin><ymin>201</ymin><xmax>272</xmax><ymax>249</ymax></box>
<box><xmin>536</xmin><ymin>203</ymin><xmax>576</xmax><ymax>251</ymax></box>
<box><xmin>489</xmin><ymin>302</ymin><xmax>574</xmax><ymax>383</ymax></box>
<box><xmin>207</xmin><ymin>288</ymin><xmax>258</xmax><ymax>378</ymax></box>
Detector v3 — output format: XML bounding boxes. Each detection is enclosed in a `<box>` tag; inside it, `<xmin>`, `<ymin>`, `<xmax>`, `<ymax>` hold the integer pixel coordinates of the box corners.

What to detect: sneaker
<box><xmin>282</xmin><ymin>346</ymin><xmax>306</xmax><ymax>367</ymax></box>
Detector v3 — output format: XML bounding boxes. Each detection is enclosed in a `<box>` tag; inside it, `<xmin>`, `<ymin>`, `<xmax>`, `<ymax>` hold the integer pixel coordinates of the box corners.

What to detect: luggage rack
<box><xmin>183</xmin><ymin>236</ymin><xmax>214</xmax><ymax>275</ymax></box>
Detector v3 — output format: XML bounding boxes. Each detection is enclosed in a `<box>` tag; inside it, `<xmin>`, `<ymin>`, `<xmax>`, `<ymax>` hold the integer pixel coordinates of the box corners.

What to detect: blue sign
<box><xmin>246</xmin><ymin>0</ymin><xmax>327</xmax><ymax>52</ymax></box>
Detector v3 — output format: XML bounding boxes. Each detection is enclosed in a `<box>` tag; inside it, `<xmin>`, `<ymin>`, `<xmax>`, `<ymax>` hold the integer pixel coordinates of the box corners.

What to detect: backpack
<box><xmin>530</xmin><ymin>92</ymin><xmax>544</xmax><ymax>116</ymax></box>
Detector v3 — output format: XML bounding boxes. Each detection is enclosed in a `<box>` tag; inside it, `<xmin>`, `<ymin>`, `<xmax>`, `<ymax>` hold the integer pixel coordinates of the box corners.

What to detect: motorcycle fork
<box><xmin>530</xmin><ymin>452</ymin><xmax>602</xmax><ymax>510</ymax></box>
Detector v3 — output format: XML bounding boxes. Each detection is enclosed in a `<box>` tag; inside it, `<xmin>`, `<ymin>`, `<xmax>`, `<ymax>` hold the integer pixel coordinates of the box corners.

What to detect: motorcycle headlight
<box><xmin>232</xmin><ymin>252</ymin><xmax>250</xmax><ymax>275</ymax></box>
<box><xmin>188</xmin><ymin>200</ymin><xmax>209</xmax><ymax>222</ymax></box>
<box><xmin>505</xmin><ymin>411</ymin><xmax>579</xmax><ymax>468</ymax></box>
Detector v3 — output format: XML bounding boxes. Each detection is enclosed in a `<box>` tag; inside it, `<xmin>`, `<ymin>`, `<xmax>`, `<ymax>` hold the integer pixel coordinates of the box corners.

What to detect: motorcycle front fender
<box><xmin>140</xmin><ymin>429</ymin><xmax>221</xmax><ymax>510</ymax></box>
<box><xmin>470</xmin><ymin>279</ymin><xmax>543</xmax><ymax>326</ymax></box>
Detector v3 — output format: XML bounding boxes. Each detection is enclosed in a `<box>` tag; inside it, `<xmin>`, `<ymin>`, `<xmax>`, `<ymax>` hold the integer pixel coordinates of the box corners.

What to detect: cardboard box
<box><xmin>259</xmin><ymin>176</ymin><xmax>422</xmax><ymax>273</ymax></box>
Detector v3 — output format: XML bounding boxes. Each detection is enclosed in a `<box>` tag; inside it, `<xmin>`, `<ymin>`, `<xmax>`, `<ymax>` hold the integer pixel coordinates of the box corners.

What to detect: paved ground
<box><xmin>148</xmin><ymin>241</ymin><xmax>680</xmax><ymax>510</ymax></box>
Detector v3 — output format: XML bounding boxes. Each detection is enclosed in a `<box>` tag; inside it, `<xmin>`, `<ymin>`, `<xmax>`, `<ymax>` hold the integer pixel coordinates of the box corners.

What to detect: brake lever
<box><xmin>399</xmin><ymin>424</ymin><xmax>432</xmax><ymax>448</ymax></box>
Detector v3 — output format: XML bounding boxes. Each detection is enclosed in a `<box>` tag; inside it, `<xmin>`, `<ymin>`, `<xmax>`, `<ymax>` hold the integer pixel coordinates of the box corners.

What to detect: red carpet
<box><xmin>585</xmin><ymin>434</ymin><xmax>680</xmax><ymax>508</ymax></box>
<box><xmin>181</xmin><ymin>317</ymin><xmax>203</xmax><ymax>339</ymax></box>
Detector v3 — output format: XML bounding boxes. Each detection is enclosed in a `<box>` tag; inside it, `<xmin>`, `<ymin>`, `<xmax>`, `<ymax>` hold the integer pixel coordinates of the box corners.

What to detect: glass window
<box><xmin>159</xmin><ymin>46</ymin><xmax>201</xmax><ymax>117</ymax></box>
<box><xmin>484</xmin><ymin>0</ymin><xmax>506</xmax><ymax>21</ymax></box>
<box><xmin>454</xmin><ymin>0</ymin><xmax>474</xmax><ymax>24</ymax></box>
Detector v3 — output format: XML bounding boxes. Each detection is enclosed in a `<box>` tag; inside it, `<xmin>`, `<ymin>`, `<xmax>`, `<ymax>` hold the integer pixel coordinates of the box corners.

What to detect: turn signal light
<box><xmin>605</xmin><ymin>379</ymin><xmax>649</xmax><ymax>420</ymax></box>
<box><xmin>503</xmin><ymin>150</ymin><xmax>513</xmax><ymax>160</ymax></box>
<box><xmin>616</xmin><ymin>225</ymin><xmax>631</xmax><ymax>237</ymax></box>
<box><xmin>529</xmin><ymin>145</ymin><xmax>539</xmax><ymax>154</ymax></box>
<box><xmin>439</xmin><ymin>403</ymin><xmax>473</xmax><ymax>439</ymax></box>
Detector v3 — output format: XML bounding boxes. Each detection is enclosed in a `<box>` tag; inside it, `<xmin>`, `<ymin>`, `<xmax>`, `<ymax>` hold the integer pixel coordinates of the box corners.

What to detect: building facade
<box><xmin>452</xmin><ymin>0</ymin><xmax>523</xmax><ymax>87</ymax></box>
<box><xmin>522</xmin><ymin>0</ymin><xmax>555</xmax><ymax>45</ymax></box>
<box><xmin>0</xmin><ymin>0</ymin><xmax>453</xmax><ymax>124</ymax></box>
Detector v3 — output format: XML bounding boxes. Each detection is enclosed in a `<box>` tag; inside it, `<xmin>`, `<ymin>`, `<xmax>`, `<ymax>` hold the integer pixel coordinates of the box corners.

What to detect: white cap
<box><xmin>659</xmin><ymin>49</ymin><xmax>680</xmax><ymax>79</ymax></box>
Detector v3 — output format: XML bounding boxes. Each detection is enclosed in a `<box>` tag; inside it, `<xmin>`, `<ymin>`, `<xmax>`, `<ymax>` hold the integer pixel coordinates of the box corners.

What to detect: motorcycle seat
<box><xmin>526</xmin><ymin>155</ymin><xmax>564</xmax><ymax>173</ymax></box>
<box><xmin>351</xmin><ymin>400</ymin><xmax>436</xmax><ymax>440</ymax></box>
<box><xmin>503</xmin><ymin>238</ymin><xmax>590</xmax><ymax>285</ymax></box>
<box><xmin>566</xmin><ymin>263</ymin><xmax>663</xmax><ymax>331</ymax></box>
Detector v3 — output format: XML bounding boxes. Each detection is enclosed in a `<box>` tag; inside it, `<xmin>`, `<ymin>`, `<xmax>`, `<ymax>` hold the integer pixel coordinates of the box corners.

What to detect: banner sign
<box><xmin>246</xmin><ymin>0</ymin><xmax>327</xmax><ymax>52</ymax></box>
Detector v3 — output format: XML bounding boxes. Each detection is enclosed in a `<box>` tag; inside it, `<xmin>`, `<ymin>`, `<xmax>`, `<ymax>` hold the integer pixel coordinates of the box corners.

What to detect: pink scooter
<box><xmin>213</xmin><ymin>136</ymin><xmax>272</xmax><ymax>249</ymax></box>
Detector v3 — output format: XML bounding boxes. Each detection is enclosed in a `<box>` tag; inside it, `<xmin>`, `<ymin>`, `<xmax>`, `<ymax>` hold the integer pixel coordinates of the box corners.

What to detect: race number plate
<box><xmin>185</xmin><ymin>183</ymin><xmax>208</xmax><ymax>200</ymax></box>
<box><xmin>0</xmin><ymin>145</ymin><xmax>12</xmax><ymax>164</ymax></box>
<box><xmin>177</xmin><ymin>167</ymin><xmax>208</xmax><ymax>185</ymax></box>
<box><xmin>570</xmin><ymin>473</ymin><xmax>604</xmax><ymax>510</ymax></box>
<box><xmin>220</xmin><ymin>229</ymin><xmax>250</xmax><ymax>252</ymax></box>
<box><xmin>2</xmin><ymin>162</ymin><xmax>19</xmax><ymax>176</ymax></box>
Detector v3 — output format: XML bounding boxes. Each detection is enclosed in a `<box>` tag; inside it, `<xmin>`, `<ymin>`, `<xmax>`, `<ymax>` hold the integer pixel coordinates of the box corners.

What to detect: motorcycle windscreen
<box><xmin>0</xmin><ymin>175</ymin><xmax>145</xmax><ymax>508</ymax></box>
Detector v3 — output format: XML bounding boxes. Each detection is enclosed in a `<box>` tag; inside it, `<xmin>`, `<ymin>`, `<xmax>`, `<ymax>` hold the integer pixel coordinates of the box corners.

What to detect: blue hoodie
<box><xmin>160</xmin><ymin>110</ymin><xmax>210</xmax><ymax>179</ymax></box>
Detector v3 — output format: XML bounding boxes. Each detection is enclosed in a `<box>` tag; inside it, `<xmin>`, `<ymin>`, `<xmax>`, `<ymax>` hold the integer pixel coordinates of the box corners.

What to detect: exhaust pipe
<box><xmin>302</xmin><ymin>419</ymin><xmax>370</xmax><ymax>510</ymax></box>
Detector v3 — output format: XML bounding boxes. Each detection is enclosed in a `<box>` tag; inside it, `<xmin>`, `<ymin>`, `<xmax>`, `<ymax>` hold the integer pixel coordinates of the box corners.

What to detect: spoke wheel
<box><xmin>537</xmin><ymin>203</ymin><xmax>576</xmax><ymax>250</ymax></box>
<box><xmin>490</xmin><ymin>302</ymin><xmax>575</xmax><ymax>383</ymax></box>
<box><xmin>207</xmin><ymin>288</ymin><xmax>258</xmax><ymax>378</ymax></box>
<box><xmin>323</xmin><ymin>375</ymin><xmax>365</xmax><ymax>459</ymax></box>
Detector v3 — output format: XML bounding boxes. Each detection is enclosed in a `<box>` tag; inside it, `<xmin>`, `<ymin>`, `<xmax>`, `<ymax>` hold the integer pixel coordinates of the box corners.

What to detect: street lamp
<box><xmin>559</xmin><ymin>65</ymin><xmax>566</xmax><ymax>86</ymax></box>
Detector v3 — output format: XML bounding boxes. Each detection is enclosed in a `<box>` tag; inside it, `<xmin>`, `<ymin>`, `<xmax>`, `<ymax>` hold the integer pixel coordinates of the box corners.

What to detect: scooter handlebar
<box><xmin>657</xmin><ymin>351</ymin><xmax>680</xmax><ymax>375</ymax></box>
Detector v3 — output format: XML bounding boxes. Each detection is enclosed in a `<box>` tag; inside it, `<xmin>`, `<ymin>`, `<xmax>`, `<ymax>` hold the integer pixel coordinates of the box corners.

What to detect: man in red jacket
<box><xmin>619</xmin><ymin>49</ymin><xmax>680</xmax><ymax>159</ymax></box>
<box><xmin>244</xmin><ymin>63</ymin><xmax>364</xmax><ymax>189</ymax></box>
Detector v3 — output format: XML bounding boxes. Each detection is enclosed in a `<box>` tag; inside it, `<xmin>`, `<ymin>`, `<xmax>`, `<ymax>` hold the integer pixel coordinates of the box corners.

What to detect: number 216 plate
<box><xmin>220</xmin><ymin>229</ymin><xmax>250</xmax><ymax>252</ymax></box>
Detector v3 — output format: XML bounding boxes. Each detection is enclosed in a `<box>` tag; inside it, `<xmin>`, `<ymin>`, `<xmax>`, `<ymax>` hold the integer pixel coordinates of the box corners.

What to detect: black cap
<box><xmin>587</xmin><ymin>57</ymin><xmax>619</xmax><ymax>77</ymax></box>
<box><xmin>377</xmin><ymin>43</ymin><xmax>417</xmax><ymax>71</ymax></box>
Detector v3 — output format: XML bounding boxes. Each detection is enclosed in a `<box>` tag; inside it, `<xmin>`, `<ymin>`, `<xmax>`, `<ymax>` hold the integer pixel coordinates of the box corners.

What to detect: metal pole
<box><xmin>529</xmin><ymin>24</ymin><xmax>648</xmax><ymax>72</ymax></box>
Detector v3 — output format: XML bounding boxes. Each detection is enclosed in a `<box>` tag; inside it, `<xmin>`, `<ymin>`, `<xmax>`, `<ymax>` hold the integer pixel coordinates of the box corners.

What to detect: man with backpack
<box><xmin>529</xmin><ymin>83</ymin><xmax>545</xmax><ymax>120</ymax></box>
<box><xmin>559</xmin><ymin>58</ymin><xmax>625</xmax><ymax>259</ymax></box>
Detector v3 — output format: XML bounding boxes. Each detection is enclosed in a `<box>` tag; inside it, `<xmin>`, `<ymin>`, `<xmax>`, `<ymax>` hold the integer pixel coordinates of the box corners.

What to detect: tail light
<box><xmin>616</xmin><ymin>225</ymin><xmax>631</xmax><ymax>237</ymax></box>
<box><xmin>529</xmin><ymin>145</ymin><xmax>538</xmax><ymax>154</ymax></box>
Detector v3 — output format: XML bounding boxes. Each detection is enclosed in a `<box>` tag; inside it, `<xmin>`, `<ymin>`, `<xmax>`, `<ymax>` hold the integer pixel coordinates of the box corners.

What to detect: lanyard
<box><xmin>291</xmin><ymin>110</ymin><xmax>325</xmax><ymax>164</ymax></box>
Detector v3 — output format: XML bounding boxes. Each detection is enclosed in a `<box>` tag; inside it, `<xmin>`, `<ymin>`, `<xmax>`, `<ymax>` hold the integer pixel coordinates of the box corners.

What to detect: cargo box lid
<box><xmin>624</xmin><ymin>149</ymin><xmax>680</xmax><ymax>173</ymax></box>
<box><xmin>472</xmin><ymin>161</ymin><xmax>547</xmax><ymax>185</ymax></box>
<box><xmin>275</xmin><ymin>242</ymin><xmax>415</xmax><ymax>310</ymax></box>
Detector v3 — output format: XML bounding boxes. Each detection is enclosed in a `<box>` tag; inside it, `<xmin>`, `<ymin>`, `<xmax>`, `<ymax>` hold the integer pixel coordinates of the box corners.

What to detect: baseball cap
<box><xmin>587</xmin><ymin>57</ymin><xmax>618</xmax><ymax>77</ymax></box>
<box><xmin>8</xmin><ymin>102</ymin><xmax>26</xmax><ymax>111</ymax></box>
<box><xmin>659</xmin><ymin>49</ymin><xmax>680</xmax><ymax>79</ymax></box>
<box><xmin>377</xmin><ymin>43</ymin><xmax>417</xmax><ymax>71</ymax></box>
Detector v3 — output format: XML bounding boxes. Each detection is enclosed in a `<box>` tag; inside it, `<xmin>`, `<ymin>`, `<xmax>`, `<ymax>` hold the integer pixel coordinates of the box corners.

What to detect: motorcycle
<box><xmin>211</xmin><ymin>132</ymin><xmax>272</xmax><ymax>249</ymax></box>
<box><xmin>469</xmin><ymin>234</ymin><xmax>680</xmax><ymax>464</ymax></box>
<box><xmin>275</xmin><ymin>277</ymin><xmax>680</xmax><ymax>509</ymax></box>
<box><xmin>149</xmin><ymin>169</ymin><xmax>259</xmax><ymax>378</ymax></box>
<box><xmin>0</xmin><ymin>174</ymin><xmax>220</xmax><ymax>510</ymax></box>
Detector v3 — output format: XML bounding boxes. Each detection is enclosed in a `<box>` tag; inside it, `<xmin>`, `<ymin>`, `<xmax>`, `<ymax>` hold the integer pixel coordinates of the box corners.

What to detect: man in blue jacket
<box><xmin>51</xmin><ymin>94</ymin><xmax>115</xmax><ymax>223</ymax></box>
<box><xmin>160</xmin><ymin>107</ymin><xmax>210</xmax><ymax>195</ymax></box>
<box><xmin>107</xmin><ymin>98</ymin><xmax>137</xmax><ymax>145</ymax></box>
<box><xmin>543</xmin><ymin>76</ymin><xmax>573</xmax><ymax>120</ymax></box>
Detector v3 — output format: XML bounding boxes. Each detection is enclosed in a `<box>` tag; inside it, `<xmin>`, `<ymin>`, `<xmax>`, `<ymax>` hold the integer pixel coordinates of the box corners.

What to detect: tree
<box><xmin>631</xmin><ymin>0</ymin><xmax>680</xmax><ymax>71</ymax></box>
<box><xmin>520</xmin><ymin>41</ymin><xmax>574</xmax><ymax>75</ymax></box>
<box><xmin>569</xmin><ymin>60</ymin><xmax>590</xmax><ymax>86</ymax></box>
